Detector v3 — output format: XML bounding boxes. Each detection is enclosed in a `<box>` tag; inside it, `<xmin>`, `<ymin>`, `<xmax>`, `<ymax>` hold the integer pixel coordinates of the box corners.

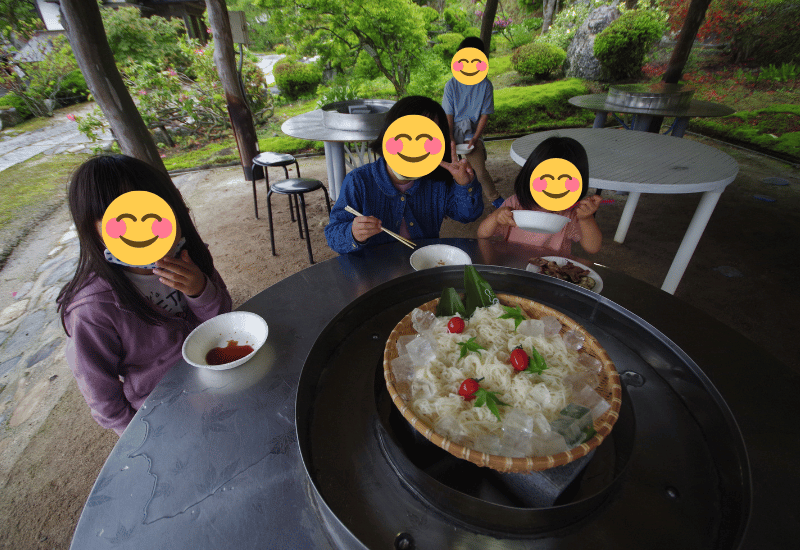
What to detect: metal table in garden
<box><xmin>569</xmin><ymin>94</ymin><xmax>734</xmax><ymax>137</ymax></box>
<box><xmin>281</xmin><ymin>103</ymin><xmax>392</xmax><ymax>200</ymax></box>
<box><xmin>510</xmin><ymin>128</ymin><xmax>739</xmax><ymax>294</ymax></box>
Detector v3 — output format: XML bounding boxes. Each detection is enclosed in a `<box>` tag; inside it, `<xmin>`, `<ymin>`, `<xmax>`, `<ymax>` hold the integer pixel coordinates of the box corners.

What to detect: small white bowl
<box><xmin>512</xmin><ymin>211</ymin><xmax>570</xmax><ymax>234</ymax></box>
<box><xmin>455</xmin><ymin>144</ymin><xmax>474</xmax><ymax>156</ymax></box>
<box><xmin>410</xmin><ymin>244</ymin><xmax>472</xmax><ymax>271</ymax></box>
<box><xmin>182</xmin><ymin>312</ymin><xmax>268</xmax><ymax>370</ymax></box>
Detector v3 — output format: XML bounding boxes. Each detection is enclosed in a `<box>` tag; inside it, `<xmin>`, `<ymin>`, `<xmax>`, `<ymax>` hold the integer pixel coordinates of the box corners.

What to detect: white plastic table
<box><xmin>281</xmin><ymin>109</ymin><xmax>381</xmax><ymax>201</ymax></box>
<box><xmin>510</xmin><ymin>128</ymin><xmax>739</xmax><ymax>294</ymax></box>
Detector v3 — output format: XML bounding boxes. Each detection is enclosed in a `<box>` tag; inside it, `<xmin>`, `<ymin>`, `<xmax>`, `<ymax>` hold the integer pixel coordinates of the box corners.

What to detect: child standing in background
<box><xmin>478</xmin><ymin>136</ymin><xmax>602</xmax><ymax>256</ymax></box>
<box><xmin>443</xmin><ymin>36</ymin><xmax>504</xmax><ymax>209</ymax></box>
<box><xmin>57</xmin><ymin>155</ymin><xmax>232</xmax><ymax>435</ymax></box>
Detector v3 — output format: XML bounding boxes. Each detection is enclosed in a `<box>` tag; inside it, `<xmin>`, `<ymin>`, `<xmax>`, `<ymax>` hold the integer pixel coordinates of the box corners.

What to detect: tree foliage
<box><xmin>256</xmin><ymin>0</ymin><xmax>428</xmax><ymax>97</ymax></box>
<box><xmin>100</xmin><ymin>6</ymin><xmax>192</xmax><ymax>72</ymax></box>
<box><xmin>0</xmin><ymin>0</ymin><xmax>38</xmax><ymax>42</ymax></box>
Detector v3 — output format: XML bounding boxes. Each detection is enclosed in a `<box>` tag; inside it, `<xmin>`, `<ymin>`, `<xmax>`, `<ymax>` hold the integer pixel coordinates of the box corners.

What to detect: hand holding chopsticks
<box><xmin>344</xmin><ymin>206</ymin><xmax>416</xmax><ymax>249</ymax></box>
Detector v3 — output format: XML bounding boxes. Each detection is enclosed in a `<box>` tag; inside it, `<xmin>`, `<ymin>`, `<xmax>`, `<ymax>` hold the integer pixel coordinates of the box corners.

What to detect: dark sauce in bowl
<box><xmin>206</xmin><ymin>340</ymin><xmax>254</xmax><ymax>366</ymax></box>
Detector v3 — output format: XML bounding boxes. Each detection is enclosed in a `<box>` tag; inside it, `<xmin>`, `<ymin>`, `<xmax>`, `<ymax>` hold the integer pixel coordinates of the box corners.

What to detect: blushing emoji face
<box><xmin>529</xmin><ymin>158</ymin><xmax>583</xmax><ymax>211</ymax></box>
<box><xmin>451</xmin><ymin>47</ymin><xmax>489</xmax><ymax>85</ymax></box>
<box><xmin>382</xmin><ymin>115</ymin><xmax>445</xmax><ymax>179</ymax></box>
<box><xmin>101</xmin><ymin>191</ymin><xmax>177</xmax><ymax>266</ymax></box>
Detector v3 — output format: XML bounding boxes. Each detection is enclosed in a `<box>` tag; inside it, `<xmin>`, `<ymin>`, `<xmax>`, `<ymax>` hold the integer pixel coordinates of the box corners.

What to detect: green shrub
<box><xmin>420</xmin><ymin>6</ymin><xmax>439</xmax><ymax>26</ymax></box>
<box><xmin>443</xmin><ymin>7</ymin><xmax>469</xmax><ymax>34</ymax></box>
<box><xmin>434</xmin><ymin>32</ymin><xmax>465</xmax><ymax>62</ymax></box>
<box><xmin>0</xmin><ymin>93</ymin><xmax>32</xmax><ymax>120</ymax></box>
<box><xmin>275</xmin><ymin>44</ymin><xmax>289</xmax><ymax>54</ymax></box>
<box><xmin>463</xmin><ymin>26</ymin><xmax>481</xmax><ymax>38</ymax></box>
<box><xmin>594</xmin><ymin>10</ymin><xmax>665</xmax><ymax>81</ymax></box>
<box><xmin>274</xmin><ymin>59</ymin><xmax>322</xmax><ymax>100</ymax></box>
<box><xmin>512</xmin><ymin>42</ymin><xmax>566</xmax><ymax>79</ymax></box>
<box><xmin>489</xmin><ymin>79</ymin><xmax>593</xmax><ymax>134</ymax></box>
<box><xmin>55</xmin><ymin>70</ymin><xmax>90</xmax><ymax>105</ymax></box>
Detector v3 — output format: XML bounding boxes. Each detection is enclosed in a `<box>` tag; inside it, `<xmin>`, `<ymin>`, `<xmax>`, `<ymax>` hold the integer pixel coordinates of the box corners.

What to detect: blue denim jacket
<box><xmin>324</xmin><ymin>157</ymin><xmax>484</xmax><ymax>254</ymax></box>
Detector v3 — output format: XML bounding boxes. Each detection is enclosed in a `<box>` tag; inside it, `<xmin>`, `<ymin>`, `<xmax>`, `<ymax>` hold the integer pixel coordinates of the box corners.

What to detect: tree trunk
<box><xmin>625</xmin><ymin>0</ymin><xmax>639</xmax><ymax>9</ymax></box>
<box><xmin>59</xmin><ymin>0</ymin><xmax>166</xmax><ymax>173</ymax></box>
<box><xmin>205</xmin><ymin>0</ymin><xmax>259</xmax><ymax>181</ymax></box>
<box><xmin>542</xmin><ymin>0</ymin><xmax>558</xmax><ymax>34</ymax></box>
<box><xmin>480</xmin><ymin>0</ymin><xmax>499</xmax><ymax>54</ymax></box>
<box><xmin>662</xmin><ymin>0</ymin><xmax>713</xmax><ymax>84</ymax></box>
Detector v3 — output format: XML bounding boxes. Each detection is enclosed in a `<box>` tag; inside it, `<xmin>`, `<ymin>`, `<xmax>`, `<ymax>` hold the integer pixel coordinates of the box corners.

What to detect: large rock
<box><xmin>566</xmin><ymin>6</ymin><xmax>621</xmax><ymax>80</ymax></box>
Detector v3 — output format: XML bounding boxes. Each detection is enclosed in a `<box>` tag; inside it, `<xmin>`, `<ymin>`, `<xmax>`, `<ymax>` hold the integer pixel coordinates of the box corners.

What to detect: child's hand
<box><xmin>439</xmin><ymin>157</ymin><xmax>475</xmax><ymax>186</ymax></box>
<box><xmin>575</xmin><ymin>195</ymin><xmax>602</xmax><ymax>220</ymax></box>
<box><xmin>154</xmin><ymin>249</ymin><xmax>207</xmax><ymax>297</ymax></box>
<box><xmin>495</xmin><ymin>206</ymin><xmax>516</xmax><ymax>227</ymax></box>
<box><xmin>352</xmin><ymin>215</ymin><xmax>382</xmax><ymax>244</ymax></box>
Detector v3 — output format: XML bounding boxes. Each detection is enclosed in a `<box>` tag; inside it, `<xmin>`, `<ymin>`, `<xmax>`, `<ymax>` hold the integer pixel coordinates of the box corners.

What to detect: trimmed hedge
<box><xmin>0</xmin><ymin>93</ymin><xmax>32</xmax><ymax>120</ymax></box>
<box><xmin>487</xmin><ymin>78</ymin><xmax>594</xmax><ymax>134</ymax></box>
<box><xmin>274</xmin><ymin>59</ymin><xmax>322</xmax><ymax>100</ymax></box>
<box><xmin>594</xmin><ymin>10</ymin><xmax>665</xmax><ymax>81</ymax></box>
<box><xmin>512</xmin><ymin>42</ymin><xmax>566</xmax><ymax>79</ymax></box>
<box><xmin>434</xmin><ymin>32</ymin><xmax>465</xmax><ymax>62</ymax></box>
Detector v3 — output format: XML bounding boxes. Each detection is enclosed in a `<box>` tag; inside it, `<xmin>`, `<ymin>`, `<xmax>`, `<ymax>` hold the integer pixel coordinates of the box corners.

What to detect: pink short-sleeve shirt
<box><xmin>494</xmin><ymin>195</ymin><xmax>582</xmax><ymax>256</ymax></box>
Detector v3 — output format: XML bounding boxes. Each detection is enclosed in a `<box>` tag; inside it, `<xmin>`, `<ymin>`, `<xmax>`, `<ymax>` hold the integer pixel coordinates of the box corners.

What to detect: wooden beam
<box><xmin>59</xmin><ymin>0</ymin><xmax>167</xmax><ymax>173</ymax></box>
<box><xmin>205</xmin><ymin>0</ymin><xmax>258</xmax><ymax>181</ymax></box>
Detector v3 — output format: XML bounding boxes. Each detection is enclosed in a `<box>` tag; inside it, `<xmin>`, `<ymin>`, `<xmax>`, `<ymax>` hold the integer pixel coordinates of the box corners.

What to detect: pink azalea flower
<box><xmin>138</xmin><ymin>90</ymin><xmax>148</xmax><ymax>95</ymax></box>
<box><xmin>168</xmin><ymin>69</ymin><xmax>177</xmax><ymax>76</ymax></box>
<box><xmin>66</xmin><ymin>114</ymin><xmax>76</xmax><ymax>121</ymax></box>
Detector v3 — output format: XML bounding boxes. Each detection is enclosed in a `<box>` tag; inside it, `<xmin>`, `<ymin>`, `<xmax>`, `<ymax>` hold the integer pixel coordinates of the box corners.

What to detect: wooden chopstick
<box><xmin>344</xmin><ymin>206</ymin><xmax>416</xmax><ymax>249</ymax></box>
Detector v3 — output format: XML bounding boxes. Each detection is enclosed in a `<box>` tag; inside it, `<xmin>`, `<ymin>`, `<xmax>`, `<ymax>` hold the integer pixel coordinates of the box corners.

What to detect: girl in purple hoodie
<box><xmin>57</xmin><ymin>155</ymin><xmax>232</xmax><ymax>435</ymax></box>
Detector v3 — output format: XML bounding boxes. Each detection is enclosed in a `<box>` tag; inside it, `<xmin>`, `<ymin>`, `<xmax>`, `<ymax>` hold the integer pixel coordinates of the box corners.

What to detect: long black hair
<box><xmin>57</xmin><ymin>155</ymin><xmax>216</xmax><ymax>335</ymax></box>
<box><xmin>371</xmin><ymin>95</ymin><xmax>453</xmax><ymax>182</ymax></box>
<box><xmin>514</xmin><ymin>136</ymin><xmax>590</xmax><ymax>210</ymax></box>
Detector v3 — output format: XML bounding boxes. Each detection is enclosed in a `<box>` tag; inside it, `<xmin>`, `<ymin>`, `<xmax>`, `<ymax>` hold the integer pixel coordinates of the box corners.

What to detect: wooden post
<box><xmin>479</xmin><ymin>0</ymin><xmax>498</xmax><ymax>55</ymax></box>
<box><xmin>205</xmin><ymin>0</ymin><xmax>259</xmax><ymax>181</ymax></box>
<box><xmin>59</xmin><ymin>0</ymin><xmax>167</xmax><ymax>174</ymax></box>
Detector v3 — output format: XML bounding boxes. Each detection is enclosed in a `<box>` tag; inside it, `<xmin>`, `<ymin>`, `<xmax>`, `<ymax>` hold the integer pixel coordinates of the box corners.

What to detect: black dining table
<box><xmin>70</xmin><ymin>238</ymin><xmax>800</xmax><ymax>549</ymax></box>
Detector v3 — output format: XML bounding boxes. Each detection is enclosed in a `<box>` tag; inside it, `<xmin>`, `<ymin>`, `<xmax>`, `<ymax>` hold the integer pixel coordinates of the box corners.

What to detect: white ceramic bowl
<box><xmin>455</xmin><ymin>144</ymin><xmax>474</xmax><ymax>155</ymax></box>
<box><xmin>512</xmin><ymin>211</ymin><xmax>570</xmax><ymax>234</ymax></box>
<box><xmin>182</xmin><ymin>311</ymin><xmax>269</xmax><ymax>370</ymax></box>
<box><xmin>410</xmin><ymin>245</ymin><xmax>472</xmax><ymax>271</ymax></box>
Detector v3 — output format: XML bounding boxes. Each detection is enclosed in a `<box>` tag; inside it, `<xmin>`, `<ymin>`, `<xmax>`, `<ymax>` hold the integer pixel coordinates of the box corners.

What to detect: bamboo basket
<box><xmin>383</xmin><ymin>293</ymin><xmax>622</xmax><ymax>473</ymax></box>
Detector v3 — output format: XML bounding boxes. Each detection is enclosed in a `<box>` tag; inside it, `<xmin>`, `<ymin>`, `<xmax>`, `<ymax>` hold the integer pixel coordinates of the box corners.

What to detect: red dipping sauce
<box><xmin>205</xmin><ymin>340</ymin><xmax>254</xmax><ymax>365</ymax></box>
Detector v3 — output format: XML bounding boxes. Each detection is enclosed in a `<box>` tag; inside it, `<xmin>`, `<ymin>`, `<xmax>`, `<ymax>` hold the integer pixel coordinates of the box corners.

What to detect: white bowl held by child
<box><xmin>512</xmin><ymin>211</ymin><xmax>570</xmax><ymax>234</ymax></box>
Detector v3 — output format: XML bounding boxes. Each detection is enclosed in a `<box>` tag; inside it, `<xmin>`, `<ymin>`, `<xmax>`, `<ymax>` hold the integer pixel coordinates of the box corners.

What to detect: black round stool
<box><xmin>251</xmin><ymin>152</ymin><xmax>301</xmax><ymax>220</ymax></box>
<box><xmin>266</xmin><ymin>178</ymin><xmax>331</xmax><ymax>264</ymax></box>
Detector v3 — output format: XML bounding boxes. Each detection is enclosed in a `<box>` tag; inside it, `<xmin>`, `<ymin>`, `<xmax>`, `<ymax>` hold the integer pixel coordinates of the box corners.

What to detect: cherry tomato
<box><xmin>447</xmin><ymin>317</ymin><xmax>465</xmax><ymax>333</ymax></box>
<box><xmin>510</xmin><ymin>347</ymin><xmax>529</xmax><ymax>371</ymax></box>
<box><xmin>458</xmin><ymin>378</ymin><xmax>480</xmax><ymax>401</ymax></box>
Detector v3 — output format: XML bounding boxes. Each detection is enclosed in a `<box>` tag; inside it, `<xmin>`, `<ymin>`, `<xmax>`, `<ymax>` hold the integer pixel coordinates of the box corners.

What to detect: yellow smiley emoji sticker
<box><xmin>102</xmin><ymin>191</ymin><xmax>177</xmax><ymax>266</ymax></box>
<box><xmin>530</xmin><ymin>158</ymin><xmax>584</xmax><ymax>211</ymax></box>
<box><xmin>451</xmin><ymin>47</ymin><xmax>489</xmax><ymax>85</ymax></box>
<box><xmin>383</xmin><ymin>115</ymin><xmax>445</xmax><ymax>179</ymax></box>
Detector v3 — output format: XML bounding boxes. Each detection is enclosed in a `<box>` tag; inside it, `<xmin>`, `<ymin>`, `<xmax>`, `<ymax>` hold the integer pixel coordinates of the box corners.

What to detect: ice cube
<box><xmin>562</xmin><ymin>330</ymin><xmax>585</xmax><ymax>351</ymax></box>
<box><xmin>499</xmin><ymin>431</ymin><xmax>532</xmax><ymax>458</ymax></box>
<box><xmin>551</xmin><ymin>404</ymin><xmax>593</xmax><ymax>447</ymax></box>
<box><xmin>572</xmin><ymin>385</ymin><xmax>611</xmax><ymax>420</ymax></box>
<box><xmin>518</xmin><ymin>319</ymin><xmax>544</xmax><ymax>338</ymax></box>
<box><xmin>474</xmin><ymin>433</ymin><xmax>502</xmax><ymax>455</ymax></box>
<box><xmin>436</xmin><ymin>415</ymin><xmax>462</xmax><ymax>441</ymax></box>
<box><xmin>502</xmin><ymin>408</ymin><xmax>535</xmax><ymax>436</ymax></box>
<box><xmin>564</xmin><ymin>371</ymin><xmax>600</xmax><ymax>391</ymax></box>
<box><xmin>532</xmin><ymin>412</ymin><xmax>551</xmax><ymax>435</ymax></box>
<box><xmin>530</xmin><ymin>431</ymin><xmax>569</xmax><ymax>456</ymax></box>
<box><xmin>406</xmin><ymin>336</ymin><xmax>436</xmax><ymax>367</ymax></box>
<box><xmin>541</xmin><ymin>316</ymin><xmax>562</xmax><ymax>338</ymax></box>
<box><xmin>578</xmin><ymin>352</ymin><xmax>602</xmax><ymax>373</ymax></box>
<box><xmin>396</xmin><ymin>335</ymin><xmax>417</xmax><ymax>356</ymax></box>
<box><xmin>391</xmin><ymin>355</ymin><xmax>416</xmax><ymax>384</ymax></box>
<box><xmin>411</xmin><ymin>308</ymin><xmax>436</xmax><ymax>334</ymax></box>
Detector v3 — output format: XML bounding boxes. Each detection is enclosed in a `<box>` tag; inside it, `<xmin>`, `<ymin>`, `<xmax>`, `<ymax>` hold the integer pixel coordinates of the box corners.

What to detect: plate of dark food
<box><xmin>526</xmin><ymin>256</ymin><xmax>603</xmax><ymax>294</ymax></box>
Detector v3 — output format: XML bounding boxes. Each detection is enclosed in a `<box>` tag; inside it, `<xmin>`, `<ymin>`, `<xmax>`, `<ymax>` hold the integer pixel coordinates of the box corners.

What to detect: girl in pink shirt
<box><xmin>478</xmin><ymin>137</ymin><xmax>602</xmax><ymax>255</ymax></box>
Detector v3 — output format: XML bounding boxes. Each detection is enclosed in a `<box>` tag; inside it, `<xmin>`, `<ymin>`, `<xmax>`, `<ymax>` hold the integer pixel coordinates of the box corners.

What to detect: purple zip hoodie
<box><xmin>63</xmin><ymin>270</ymin><xmax>232</xmax><ymax>435</ymax></box>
